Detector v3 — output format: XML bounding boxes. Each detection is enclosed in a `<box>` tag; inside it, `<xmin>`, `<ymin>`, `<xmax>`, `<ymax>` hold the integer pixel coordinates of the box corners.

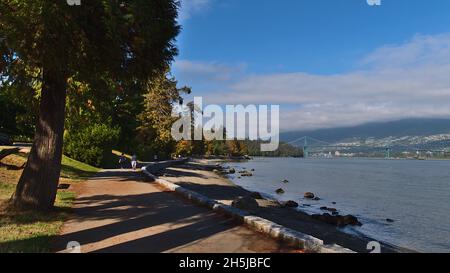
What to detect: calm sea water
<box><xmin>225</xmin><ymin>157</ymin><xmax>450</xmax><ymax>253</ymax></box>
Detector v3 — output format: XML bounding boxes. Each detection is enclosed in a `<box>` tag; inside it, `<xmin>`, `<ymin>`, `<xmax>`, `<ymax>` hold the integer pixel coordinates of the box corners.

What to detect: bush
<box><xmin>64</xmin><ymin>124</ymin><xmax>120</xmax><ymax>167</ymax></box>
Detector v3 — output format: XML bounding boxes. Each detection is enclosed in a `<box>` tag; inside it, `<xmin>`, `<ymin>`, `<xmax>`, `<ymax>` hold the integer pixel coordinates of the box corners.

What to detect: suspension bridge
<box><xmin>287</xmin><ymin>136</ymin><xmax>450</xmax><ymax>159</ymax></box>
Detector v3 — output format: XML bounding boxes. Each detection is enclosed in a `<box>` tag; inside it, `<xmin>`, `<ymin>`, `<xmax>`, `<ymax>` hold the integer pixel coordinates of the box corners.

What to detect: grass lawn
<box><xmin>0</xmin><ymin>150</ymin><xmax>99</xmax><ymax>253</ymax></box>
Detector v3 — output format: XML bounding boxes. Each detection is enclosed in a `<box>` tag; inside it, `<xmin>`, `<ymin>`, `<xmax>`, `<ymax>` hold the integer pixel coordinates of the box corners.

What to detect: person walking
<box><xmin>119</xmin><ymin>153</ymin><xmax>127</xmax><ymax>169</ymax></box>
<box><xmin>131</xmin><ymin>154</ymin><xmax>138</xmax><ymax>170</ymax></box>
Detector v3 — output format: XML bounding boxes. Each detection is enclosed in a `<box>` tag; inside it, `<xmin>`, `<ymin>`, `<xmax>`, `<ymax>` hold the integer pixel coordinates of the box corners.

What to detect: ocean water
<box><xmin>225</xmin><ymin>157</ymin><xmax>450</xmax><ymax>253</ymax></box>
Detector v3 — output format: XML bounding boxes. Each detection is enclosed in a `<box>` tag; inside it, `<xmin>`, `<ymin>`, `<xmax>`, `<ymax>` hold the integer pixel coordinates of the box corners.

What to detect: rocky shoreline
<box><xmin>160</xmin><ymin>159</ymin><xmax>413</xmax><ymax>253</ymax></box>
<box><xmin>218</xmin><ymin>165</ymin><xmax>364</xmax><ymax>228</ymax></box>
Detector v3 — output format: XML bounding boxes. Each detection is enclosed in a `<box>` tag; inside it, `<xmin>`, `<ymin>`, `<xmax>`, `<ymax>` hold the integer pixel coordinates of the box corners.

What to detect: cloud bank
<box><xmin>174</xmin><ymin>33</ymin><xmax>450</xmax><ymax>132</ymax></box>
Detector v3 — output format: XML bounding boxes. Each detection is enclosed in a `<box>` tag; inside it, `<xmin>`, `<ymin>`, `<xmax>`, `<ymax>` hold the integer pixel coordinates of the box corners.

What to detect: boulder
<box><xmin>239</xmin><ymin>170</ymin><xmax>253</xmax><ymax>176</ymax></box>
<box><xmin>268</xmin><ymin>200</ymin><xmax>283</xmax><ymax>207</ymax></box>
<box><xmin>312</xmin><ymin>213</ymin><xmax>338</xmax><ymax>226</ymax></box>
<box><xmin>275</xmin><ymin>188</ymin><xmax>285</xmax><ymax>194</ymax></box>
<box><xmin>231</xmin><ymin>196</ymin><xmax>259</xmax><ymax>212</ymax></box>
<box><xmin>320</xmin><ymin>207</ymin><xmax>337</xmax><ymax>213</ymax></box>
<box><xmin>304</xmin><ymin>192</ymin><xmax>315</xmax><ymax>199</ymax></box>
<box><xmin>312</xmin><ymin>197</ymin><xmax>321</xmax><ymax>201</ymax></box>
<box><xmin>312</xmin><ymin>213</ymin><xmax>362</xmax><ymax>227</ymax></box>
<box><xmin>341</xmin><ymin>215</ymin><xmax>362</xmax><ymax>227</ymax></box>
<box><xmin>249</xmin><ymin>192</ymin><xmax>264</xmax><ymax>199</ymax></box>
<box><xmin>283</xmin><ymin>200</ymin><xmax>299</xmax><ymax>208</ymax></box>
<box><xmin>282</xmin><ymin>179</ymin><xmax>289</xmax><ymax>183</ymax></box>
<box><xmin>386</xmin><ymin>218</ymin><xmax>395</xmax><ymax>223</ymax></box>
<box><xmin>228</xmin><ymin>168</ymin><xmax>236</xmax><ymax>174</ymax></box>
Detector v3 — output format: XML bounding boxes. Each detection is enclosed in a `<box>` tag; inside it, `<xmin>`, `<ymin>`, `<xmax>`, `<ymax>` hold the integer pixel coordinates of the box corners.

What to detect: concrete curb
<box><xmin>143</xmin><ymin>158</ymin><xmax>188</xmax><ymax>173</ymax></box>
<box><xmin>142</xmin><ymin>164</ymin><xmax>355</xmax><ymax>253</ymax></box>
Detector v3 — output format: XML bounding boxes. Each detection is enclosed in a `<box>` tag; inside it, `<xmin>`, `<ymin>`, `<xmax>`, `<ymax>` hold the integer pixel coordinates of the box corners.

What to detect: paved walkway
<box><xmin>54</xmin><ymin>169</ymin><xmax>295</xmax><ymax>253</ymax></box>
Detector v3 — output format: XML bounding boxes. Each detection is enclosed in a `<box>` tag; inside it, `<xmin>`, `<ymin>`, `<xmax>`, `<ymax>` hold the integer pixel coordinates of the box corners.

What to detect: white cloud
<box><xmin>178</xmin><ymin>0</ymin><xmax>213</xmax><ymax>21</ymax></box>
<box><xmin>176</xmin><ymin>33</ymin><xmax>450</xmax><ymax>132</ymax></box>
<box><xmin>174</xmin><ymin>60</ymin><xmax>246</xmax><ymax>82</ymax></box>
<box><xmin>361</xmin><ymin>34</ymin><xmax>450</xmax><ymax>69</ymax></box>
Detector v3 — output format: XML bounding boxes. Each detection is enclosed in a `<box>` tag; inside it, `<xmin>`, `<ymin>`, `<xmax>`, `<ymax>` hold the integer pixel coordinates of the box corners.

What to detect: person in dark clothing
<box><xmin>119</xmin><ymin>153</ymin><xmax>127</xmax><ymax>169</ymax></box>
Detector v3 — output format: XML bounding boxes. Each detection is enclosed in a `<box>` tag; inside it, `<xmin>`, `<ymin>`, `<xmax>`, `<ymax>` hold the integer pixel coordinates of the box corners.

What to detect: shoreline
<box><xmin>159</xmin><ymin>159</ymin><xmax>413</xmax><ymax>253</ymax></box>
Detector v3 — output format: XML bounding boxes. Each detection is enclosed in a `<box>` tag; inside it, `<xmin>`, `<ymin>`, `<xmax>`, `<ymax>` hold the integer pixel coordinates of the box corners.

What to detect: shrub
<box><xmin>64</xmin><ymin>124</ymin><xmax>120</xmax><ymax>167</ymax></box>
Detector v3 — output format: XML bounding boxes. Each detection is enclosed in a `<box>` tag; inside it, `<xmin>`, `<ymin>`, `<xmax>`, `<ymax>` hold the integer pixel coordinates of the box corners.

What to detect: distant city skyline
<box><xmin>173</xmin><ymin>0</ymin><xmax>450</xmax><ymax>132</ymax></box>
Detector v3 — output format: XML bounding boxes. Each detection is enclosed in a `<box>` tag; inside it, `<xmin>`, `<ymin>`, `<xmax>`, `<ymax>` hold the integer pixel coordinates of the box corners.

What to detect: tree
<box><xmin>0</xmin><ymin>0</ymin><xmax>180</xmax><ymax>210</ymax></box>
<box><xmin>174</xmin><ymin>140</ymin><xmax>193</xmax><ymax>157</ymax></box>
<box><xmin>227</xmin><ymin>139</ymin><xmax>246</xmax><ymax>157</ymax></box>
<box><xmin>136</xmin><ymin>69</ymin><xmax>190</xmax><ymax>160</ymax></box>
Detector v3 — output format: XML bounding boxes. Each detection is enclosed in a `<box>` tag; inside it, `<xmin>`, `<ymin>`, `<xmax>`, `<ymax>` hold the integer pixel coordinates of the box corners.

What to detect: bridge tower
<box><xmin>385</xmin><ymin>147</ymin><xmax>391</xmax><ymax>159</ymax></box>
<box><xmin>303</xmin><ymin>137</ymin><xmax>309</xmax><ymax>158</ymax></box>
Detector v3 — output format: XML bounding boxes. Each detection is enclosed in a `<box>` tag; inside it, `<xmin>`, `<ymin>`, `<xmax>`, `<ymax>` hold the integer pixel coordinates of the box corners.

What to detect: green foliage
<box><xmin>0</xmin><ymin>82</ymin><xmax>38</xmax><ymax>138</ymax></box>
<box><xmin>1</xmin><ymin>0</ymin><xmax>181</xmax><ymax>83</ymax></box>
<box><xmin>64</xmin><ymin>124</ymin><xmax>120</xmax><ymax>167</ymax></box>
<box><xmin>0</xmin><ymin>0</ymin><xmax>182</xmax><ymax>158</ymax></box>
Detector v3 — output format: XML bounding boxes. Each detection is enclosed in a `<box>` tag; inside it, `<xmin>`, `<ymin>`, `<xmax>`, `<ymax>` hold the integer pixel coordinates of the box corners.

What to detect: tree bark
<box><xmin>11</xmin><ymin>68</ymin><xmax>67</xmax><ymax>210</ymax></box>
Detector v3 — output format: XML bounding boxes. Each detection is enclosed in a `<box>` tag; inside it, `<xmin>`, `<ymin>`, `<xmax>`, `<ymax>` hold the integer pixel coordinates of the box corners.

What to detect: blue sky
<box><xmin>173</xmin><ymin>0</ymin><xmax>450</xmax><ymax>131</ymax></box>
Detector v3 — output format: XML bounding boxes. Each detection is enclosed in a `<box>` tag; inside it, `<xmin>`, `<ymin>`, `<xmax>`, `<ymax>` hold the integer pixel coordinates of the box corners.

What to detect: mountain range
<box><xmin>281</xmin><ymin>118</ymin><xmax>450</xmax><ymax>150</ymax></box>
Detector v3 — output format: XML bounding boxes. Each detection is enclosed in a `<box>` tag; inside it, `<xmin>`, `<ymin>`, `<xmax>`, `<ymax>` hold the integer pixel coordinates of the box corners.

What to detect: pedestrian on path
<box><xmin>119</xmin><ymin>153</ymin><xmax>127</xmax><ymax>169</ymax></box>
<box><xmin>131</xmin><ymin>154</ymin><xmax>138</xmax><ymax>170</ymax></box>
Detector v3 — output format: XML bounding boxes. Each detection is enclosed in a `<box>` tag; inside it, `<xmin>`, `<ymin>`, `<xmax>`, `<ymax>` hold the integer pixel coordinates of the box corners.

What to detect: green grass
<box><xmin>0</xmin><ymin>152</ymin><xmax>98</xmax><ymax>253</ymax></box>
<box><xmin>61</xmin><ymin>155</ymin><xmax>100</xmax><ymax>179</ymax></box>
<box><xmin>0</xmin><ymin>191</ymin><xmax>76</xmax><ymax>253</ymax></box>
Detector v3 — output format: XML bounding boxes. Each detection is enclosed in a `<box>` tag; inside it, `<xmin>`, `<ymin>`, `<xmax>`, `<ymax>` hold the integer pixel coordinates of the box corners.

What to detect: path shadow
<box><xmin>92</xmin><ymin>215</ymin><xmax>236</xmax><ymax>253</ymax></box>
<box><xmin>87</xmin><ymin>170</ymin><xmax>146</xmax><ymax>182</ymax></box>
<box><xmin>51</xmin><ymin>190</ymin><xmax>241</xmax><ymax>253</ymax></box>
<box><xmin>162</xmin><ymin>168</ymin><xmax>210</xmax><ymax>179</ymax></box>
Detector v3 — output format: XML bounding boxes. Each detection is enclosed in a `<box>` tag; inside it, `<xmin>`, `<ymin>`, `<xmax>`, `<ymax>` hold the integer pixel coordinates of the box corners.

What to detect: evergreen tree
<box><xmin>1</xmin><ymin>0</ymin><xmax>181</xmax><ymax>210</ymax></box>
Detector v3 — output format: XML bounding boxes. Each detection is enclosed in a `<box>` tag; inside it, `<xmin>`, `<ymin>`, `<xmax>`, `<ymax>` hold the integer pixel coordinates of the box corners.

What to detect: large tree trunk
<box><xmin>11</xmin><ymin>68</ymin><xmax>67</xmax><ymax>210</ymax></box>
